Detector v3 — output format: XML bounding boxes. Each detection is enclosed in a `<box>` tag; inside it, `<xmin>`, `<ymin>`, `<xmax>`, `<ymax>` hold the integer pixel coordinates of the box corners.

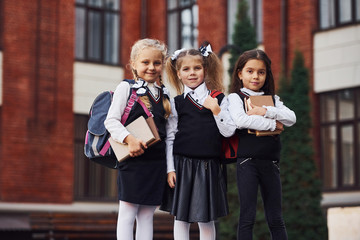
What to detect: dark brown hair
<box><xmin>229</xmin><ymin>49</ymin><xmax>275</xmax><ymax>95</ymax></box>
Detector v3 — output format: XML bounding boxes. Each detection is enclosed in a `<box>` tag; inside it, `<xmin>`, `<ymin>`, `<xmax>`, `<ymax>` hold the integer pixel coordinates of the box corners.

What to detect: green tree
<box><xmin>228</xmin><ymin>0</ymin><xmax>257</xmax><ymax>78</ymax></box>
<box><xmin>278</xmin><ymin>50</ymin><xmax>328</xmax><ymax>239</ymax></box>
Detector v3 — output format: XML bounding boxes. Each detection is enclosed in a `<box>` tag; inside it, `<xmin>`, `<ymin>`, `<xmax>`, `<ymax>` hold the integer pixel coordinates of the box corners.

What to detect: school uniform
<box><xmin>105</xmin><ymin>79</ymin><xmax>168</xmax><ymax>205</ymax></box>
<box><xmin>161</xmin><ymin>83</ymin><xmax>236</xmax><ymax>223</ymax></box>
<box><xmin>228</xmin><ymin>87</ymin><xmax>296</xmax><ymax>240</ymax></box>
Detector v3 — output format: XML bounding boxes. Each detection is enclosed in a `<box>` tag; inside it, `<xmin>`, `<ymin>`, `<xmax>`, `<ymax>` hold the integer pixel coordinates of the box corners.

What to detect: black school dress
<box><xmin>117</xmin><ymin>83</ymin><xmax>167</xmax><ymax>205</ymax></box>
<box><xmin>160</xmin><ymin>93</ymin><xmax>229</xmax><ymax>222</ymax></box>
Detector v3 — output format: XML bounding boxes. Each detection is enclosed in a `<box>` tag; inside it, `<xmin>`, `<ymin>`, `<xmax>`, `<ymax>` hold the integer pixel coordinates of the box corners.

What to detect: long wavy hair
<box><xmin>229</xmin><ymin>49</ymin><xmax>275</xmax><ymax>95</ymax></box>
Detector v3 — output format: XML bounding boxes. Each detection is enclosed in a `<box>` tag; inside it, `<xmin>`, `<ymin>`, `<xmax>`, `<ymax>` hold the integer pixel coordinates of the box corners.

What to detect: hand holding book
<box><xmin>109</xmin><ymin>116</ymin><xmax>160</xmax><ymax>162</ymax></box>
<box><xmin>245</xmin><ymin>95</ymin><xmax>283</xmax><ymax>136</ymax></box>
<box><xmin>124</xmin><ymin>134</ymin><xmax>147</xmax><ymax>157</ymax></box>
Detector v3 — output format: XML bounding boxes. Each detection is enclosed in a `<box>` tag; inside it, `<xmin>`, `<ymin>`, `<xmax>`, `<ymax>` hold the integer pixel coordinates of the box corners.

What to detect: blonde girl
<box><xmin>160</xmin><ymin>45</ymin><xmax>236</xmax><ymax>240</ymax></box>
<box><xmin>105</xmin><ymin>38</ymin><xmax>171</xmax><ymax>240</ymax></box>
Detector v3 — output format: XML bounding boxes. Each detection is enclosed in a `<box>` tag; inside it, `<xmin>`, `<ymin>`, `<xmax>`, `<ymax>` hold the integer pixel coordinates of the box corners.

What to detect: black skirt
<box><xmin>160</xmin><ymin>155</ymin><xmax>228</xmax><ymax>223</ymax></box>
<box><xmin>117</xmin><ymin>156</ymin><xmax>167</xmax><ymax>206</ymax></box>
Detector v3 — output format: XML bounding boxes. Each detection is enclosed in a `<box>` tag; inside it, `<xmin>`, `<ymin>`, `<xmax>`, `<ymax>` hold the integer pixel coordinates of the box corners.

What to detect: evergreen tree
<box><xmin>228</xmin><ymin>0</ymin><xmax>257</xmax><ymax>78</ymax></box>
<box><xmin>278</xmin><ymin>50</ymin><xmax>328</xmax><ymax>239</ymax></box>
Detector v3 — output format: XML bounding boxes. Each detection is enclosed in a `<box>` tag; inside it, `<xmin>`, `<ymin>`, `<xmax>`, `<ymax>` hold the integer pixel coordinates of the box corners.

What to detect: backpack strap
<box><xmin>210</xmin><ymin>90</ymin><xmax>222</xmax><ymax>98</ymax></box>
<box><xmin>120</xmin><ymin>89</ymin><xmax>153</xmax><ymax>125</ymax></box>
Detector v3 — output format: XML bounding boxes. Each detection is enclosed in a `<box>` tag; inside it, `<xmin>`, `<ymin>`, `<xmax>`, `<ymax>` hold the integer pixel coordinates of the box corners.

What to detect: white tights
<box><xmin>174</xmin><ymin>220</ymin><xmax>216</xmax><ymax>240</ymax></box>
<box><xmin>116</xmin><ymin>201</ymin><xmax>157</xmax><ymax>240</ymax></box>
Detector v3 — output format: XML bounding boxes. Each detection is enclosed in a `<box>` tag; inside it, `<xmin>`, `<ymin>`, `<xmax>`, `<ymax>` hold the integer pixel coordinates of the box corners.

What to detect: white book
<box><xmin>109</xmin><ymin>116</ymin><xmax>160</xmax><ymax>162</ymax></box>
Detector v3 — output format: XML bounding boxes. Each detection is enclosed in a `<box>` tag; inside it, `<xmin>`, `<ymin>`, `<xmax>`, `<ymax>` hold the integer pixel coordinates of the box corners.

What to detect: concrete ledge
<box><xmin>322</xmin><ymin>191</ymin><xmax>360</xmax><ymax>208</ymax></box>
<box><xmin>0</xmin><ymin>202</ymin><xmax>119</xmax><ymax>213</ymax></box>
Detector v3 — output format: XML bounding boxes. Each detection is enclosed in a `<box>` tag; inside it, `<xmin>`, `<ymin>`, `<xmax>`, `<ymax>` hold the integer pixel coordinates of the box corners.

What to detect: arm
<box><xmin>104</xmin><ymin>81</ymin><xmax>147</xmax><ymax>157</ymax></box>
<box><xmin>263</xmin><ymin>95</ymin><xmax>296</xmax><ymax>127</ymax></box>
<box><xmin>165</xmin><ymin>99</ymin><xmax>178</xmax><ymax>187</ymax></box>
<box><xmin>228</xmin><ymin>93</ymin><xmax>276</xmax><ymax>131</ymax></box>
<box><xmin>203</xmin><ymin>95</ymin><xmax>236</xmax><ymax>137</ymax></box>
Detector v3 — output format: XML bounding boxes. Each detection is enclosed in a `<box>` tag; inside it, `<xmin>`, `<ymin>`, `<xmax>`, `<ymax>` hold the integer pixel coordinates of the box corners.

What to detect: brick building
<box><xmin>0</xmin><ymin>0</ymin><xmax>359</xmax><ymax>239</ymax></box>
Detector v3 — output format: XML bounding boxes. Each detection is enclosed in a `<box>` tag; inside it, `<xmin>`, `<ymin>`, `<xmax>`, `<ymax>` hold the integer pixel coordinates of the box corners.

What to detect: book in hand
<box><xmin>245</xmin><ymin>95</ymin><xmax>282</xmax><ymax>136</ymax></box>
<box><xmin>109</xmin><ymin>116</ymin><xmax>160</xmax><ymax>162</ymax></box>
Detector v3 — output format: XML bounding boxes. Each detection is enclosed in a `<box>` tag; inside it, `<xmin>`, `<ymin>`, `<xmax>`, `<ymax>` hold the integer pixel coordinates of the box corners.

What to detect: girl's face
<box><xmin>131</xmin><ymin>47</ymin><xmax>163</xmax><ymax>83</ymax></box>
<box><xmin>238</xmin><ymin>59</ymin><xmax>266</xmax><ymax>92</ymax></box>
<box><xmin>177</xmin><ymin>55</ymin><xmax>205</xmax><ymax>90</ymax></box>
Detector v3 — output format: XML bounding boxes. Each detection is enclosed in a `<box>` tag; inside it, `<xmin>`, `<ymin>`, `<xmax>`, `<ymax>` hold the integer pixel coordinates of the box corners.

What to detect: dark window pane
<box><xmin>320</xmin><ymin>93</ymin><xmax>336</xmax><ymax>122</ymax></box>
<box><xmin>168</xmin><ymin>12</ymin><xmax>179</xmax><ymax>54</ymax></box>
<box><xmin>339</xmin><ymin>90</ymin><xmax>354</xmax><ymax>120</ymax></box>
<box><xmin>104</xmin><ymin>13</ymin><xmax>119</xmax><ymax>64</ymax></box>
<box><xmin>167</xmin><ymin>0</ymin><xmax>197</xmax><ymax>52</ymax></box>
<box><xmin>341</xmin><ymin>125</ymin><xmax>355</xmax><ymax>186</ymax></box>
<box><xmin>74</xmin><ymin>114</ymin><xmax>117</xmax><ymax>200</ymax></box>
<box><xmin>88</xmin><ymin>0</ymin><xmax>102</xmax><ymax>7</ymax></box>
<box><xmin>319</xmin><ymin>0</ymin><xmax>335</xmax><ymax>29</ymax></box>
<box><xmin>75</xmin><ymin>0</ymin><xmax>119</xmax><ymax>65</ymax></box>
<box><xmin>88</xmin><ymin>11</ymin><xmax>102</xmax><ymax>61</ymax></box>
<box><xmin>75</xmin><ymin>7</ymin><xmax>86</xmax><ymax>59</ymax></box>
<box><xmin>168</xmin><ymin>0</ymin><xmax>177</xmax><ymax>9</ymax></box>
<box><xmin>339</xmin><ymin>0</ymin><xmax>352</xmax><ymax>24</ymax></box>
<box><xmin>322</xmin><ymin>126</ymin><xmax>337</xmax><ymax>189</ymax></box>
<box><xmin>105</xmin><ymin>0</ymin><xmax>119</xmax><ymax>10</ymax></box>
<box><xmin>180</xmin><ymin>0</ymin><xmax>192</xmax><ymax>7</ymax></box>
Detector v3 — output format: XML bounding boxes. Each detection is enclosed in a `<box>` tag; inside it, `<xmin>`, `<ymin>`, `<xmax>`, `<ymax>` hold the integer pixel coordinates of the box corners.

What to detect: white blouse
<box><xmin>228</xmin><ymin>88</ymin><xmax>296</xmax><ymax>132</ymax></box>
<box><xmin>104</xmin><ymin>81</ymin><xmax>162</xmax><ymax>144</ymax></box>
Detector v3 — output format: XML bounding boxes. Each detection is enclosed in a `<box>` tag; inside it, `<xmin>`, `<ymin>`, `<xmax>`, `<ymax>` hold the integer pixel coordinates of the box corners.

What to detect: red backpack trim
<box><xmin>209</xmin><ymin>90</ymin><xmax>238</xmax><ymax>164</ymax></box>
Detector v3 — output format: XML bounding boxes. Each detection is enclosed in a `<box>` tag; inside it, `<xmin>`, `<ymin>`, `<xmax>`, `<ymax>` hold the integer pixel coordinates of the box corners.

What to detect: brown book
<box><xmin>109</xmin><ymin>116</ymin><xmax>160</xmax><ymax>162</ymax></box>
<box><xmin>245</xmin><ymin>95</ymin><xmax>282</xmax><ymax>136</ymax></box>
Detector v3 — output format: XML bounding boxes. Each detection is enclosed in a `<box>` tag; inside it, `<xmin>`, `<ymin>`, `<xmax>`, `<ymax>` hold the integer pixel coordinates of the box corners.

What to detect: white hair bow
<box><xmin>171</xmin><ymin>48</ymin><xmax>187</xmax><ymax>60</ymax></box>
<box><xmin>199</xmin><ymin>44</ymin><xmax>212</xmax><ymax>57</ymax></box>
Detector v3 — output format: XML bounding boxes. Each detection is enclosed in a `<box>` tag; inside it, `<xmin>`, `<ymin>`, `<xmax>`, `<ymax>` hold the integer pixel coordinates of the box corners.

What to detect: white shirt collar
<box><xmin>241</xmin><ymin>87</ymin><xmax>264</xmax><ymax>96</ymax></box>
<box><xmin>183</xmin><ymin>82</ymin><xmax>207</xmax><ymax>98</ymax></box>
<box><xmin>147</xmin><ymin>82</ymin><xmax>161</xmax><ymax>89</ymax></box>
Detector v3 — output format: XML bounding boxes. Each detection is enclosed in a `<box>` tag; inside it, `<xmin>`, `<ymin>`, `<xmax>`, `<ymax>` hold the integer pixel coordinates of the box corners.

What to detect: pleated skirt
<box><xmin>160</xmin><ymin>155</ymin><xmax>229</xmax><ymax>223</ymax></box>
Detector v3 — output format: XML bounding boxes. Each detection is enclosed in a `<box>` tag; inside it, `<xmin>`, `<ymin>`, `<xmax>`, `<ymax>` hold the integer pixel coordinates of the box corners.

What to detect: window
<box><xmin>227</xmin><ymin>0</ymin><xmax>263</xmax><ymax>44</ymax></box>
<box><xmin>320</xmin><ymin>88</ymin><xmax>360</xmax><ymax>191</ymax></box>
<box><xmin>75</xmin><ymin>0</ymin><xmax>120</xmax><ymax>65</ymax></box>
<box><xmin>167</xmin><ymin>0</ymin><xmax>198</xmax><ymax>54</ymax></box>
<box><xmin>74</xmin><ymin>114</ymin><xmax>117</xmax><ymax>201</ymax></box>
<box><xmin>320</xmin><ymin>0</ymin><xmax>360</xmax><ymax>29</ymax></box>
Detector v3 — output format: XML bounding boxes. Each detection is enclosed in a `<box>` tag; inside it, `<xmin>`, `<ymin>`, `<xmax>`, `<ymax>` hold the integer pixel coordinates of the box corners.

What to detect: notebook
<box><xmin>109</xmin><ymin>116</ymin><xmax>160</xmax><ymax>162</ymax></box>
<box><xmin>245</xmin><ymin>95</ymin><xmax>282</xmax><ymax>136</ymax></box>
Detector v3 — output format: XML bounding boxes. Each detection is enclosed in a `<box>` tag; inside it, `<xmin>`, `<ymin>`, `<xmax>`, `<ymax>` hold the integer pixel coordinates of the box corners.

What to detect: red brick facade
<box><xmin>0</xmin><ymin>0</ymin><xmax>319</xmax><ymax>202</ymax></box>
<box><xmin>1</xmin><ymin>0</ymin><xmax>74</xmax><ymax>203</ymax></box>
<box><xmin>198</xmin><ymin>0</ymin><xmax>227</xmax><ymax>51</ymax></box>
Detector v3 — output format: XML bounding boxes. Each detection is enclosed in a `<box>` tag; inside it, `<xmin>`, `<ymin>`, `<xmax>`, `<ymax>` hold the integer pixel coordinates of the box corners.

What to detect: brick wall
<box><xmin>147</xmin><ymin>0</ymin><xmax>167</xmax><ymax>41</ymax></box>
<box><xmin>263</xmin><ymin>0</ymin><xmax>282</xmax><ymax>88</ymax></box>
<box><xmin>263</xmin><ymin>0</ymin><xmax>320</xmax><ymax>167</ymax></box>
<box><xmin>198</xmin><ymin>0</ymin><xmax>227</xmax><ymax>52</ymax></box>
<box><xmin>0</xmin><ymin>0</ymin><xmax>74</xmax><ymax>203</ymax></box>
<box><xmin>263</xmin><ymin>0</ymin><xmax>317</xmax><ymax>85</ymax></box>
<box><xmin>120</xmin><ymin>0</ymin><xmax>141</xmax><ymax>79</ymax></box>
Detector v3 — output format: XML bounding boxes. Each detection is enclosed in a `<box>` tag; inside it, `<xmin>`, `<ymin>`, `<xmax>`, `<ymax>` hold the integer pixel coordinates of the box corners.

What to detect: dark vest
<box><xmin>173</xmin><ymin>92</ymin><xmax>224</xmax><ymax>158</ymax></box>
<box><xmin>236</xmin><ymin>91</ymin><xmax>281</xmax><ymax>161</ymax></box>
<box><xmin>123</xmin><ymin>80</ymin><xmax>167</xmax><ymax>161</ymax></box>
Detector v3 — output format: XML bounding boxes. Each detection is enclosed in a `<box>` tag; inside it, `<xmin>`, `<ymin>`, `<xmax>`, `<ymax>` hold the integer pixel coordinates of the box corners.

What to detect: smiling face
<box><xmin>131</xmin><ymin>47</ymin><xmax>163</xmax><ymax>83</ymax></box>
<box><xmin>177</xmin><ymin>55</ymin><xmax>205</xmax><ymax>90</ymax></box>
<box><xmin>238</xmin><ymin>59</ymin><xmax>266</xmax><ymax>92</ymax></box>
